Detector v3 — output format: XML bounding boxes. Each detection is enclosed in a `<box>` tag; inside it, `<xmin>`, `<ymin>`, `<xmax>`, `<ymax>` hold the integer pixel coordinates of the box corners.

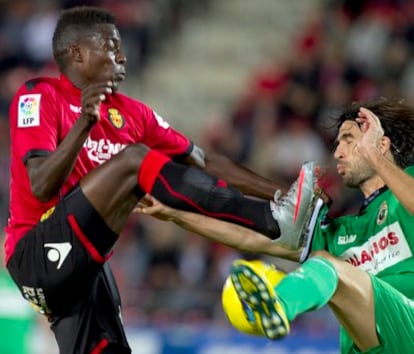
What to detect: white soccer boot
<box><xmin>270</xmin><ymin>161</ymin><xmax>322</xmax><ymax>251</ymax></box>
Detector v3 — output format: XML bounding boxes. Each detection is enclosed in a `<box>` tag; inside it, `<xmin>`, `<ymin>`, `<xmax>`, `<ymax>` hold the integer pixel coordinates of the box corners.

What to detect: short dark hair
<box><xmin>336</xmin><ymin>97</ymin><xmax>414</xmax><ymax>168</ymax></box>
<box><xmin>52</xmin><ymin>6</ymin><xmax>116</xmax><ymax>70</ymax></box>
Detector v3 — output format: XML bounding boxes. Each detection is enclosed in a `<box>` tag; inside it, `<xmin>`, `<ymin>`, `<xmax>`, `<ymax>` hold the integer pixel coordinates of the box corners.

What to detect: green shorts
<box><xmin>340</xmin><ymin>275</ymin><xmax>414</xmax><ymax>354</ymax></box>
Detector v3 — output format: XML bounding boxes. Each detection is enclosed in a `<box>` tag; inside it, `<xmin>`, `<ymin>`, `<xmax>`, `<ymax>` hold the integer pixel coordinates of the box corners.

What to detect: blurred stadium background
<box><xmin>1</xmin><ymin>0</ymin><xmax>414</xmax><ymax>352</ymax></box>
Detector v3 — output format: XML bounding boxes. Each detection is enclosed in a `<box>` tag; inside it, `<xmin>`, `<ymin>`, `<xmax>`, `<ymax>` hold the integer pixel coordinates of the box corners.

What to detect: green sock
<box><xmin>276</xmin><ymin>256</ymin><xmax>338</xmax><ymax>321</ymax></box>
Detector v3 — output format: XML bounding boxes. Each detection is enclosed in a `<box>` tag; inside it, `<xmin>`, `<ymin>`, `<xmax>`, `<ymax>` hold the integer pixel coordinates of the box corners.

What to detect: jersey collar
<box><xmin>359</xmin><ymin>186</ymin><xmax>388</xmax><ymax>214</ymax></box>
<box><xmin>59</xmin><ymin>74</ymin><xmax>115</xmax><ymax>103</ymax></box>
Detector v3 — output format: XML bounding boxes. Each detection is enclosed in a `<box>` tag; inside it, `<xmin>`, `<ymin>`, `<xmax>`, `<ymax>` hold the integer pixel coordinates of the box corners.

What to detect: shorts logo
<box><xmin>44</xmin><ymin>242</ymin><xmax>72</xmax><ymax>269</ymax></box>
<box><xmin>108</xmin><ymin>108</ymin><xmax>124</xmax><ymax>128</ymax></box>
<box><xmin>18</xmin><ymin>94</ymin><xmax>41</xmax><ymax>127</ymax></box>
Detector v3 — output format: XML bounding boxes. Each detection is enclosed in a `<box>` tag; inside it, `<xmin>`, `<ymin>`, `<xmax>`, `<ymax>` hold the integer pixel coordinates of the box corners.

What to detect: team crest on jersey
<box><xmin>377</xmin><ymin>201</ymin><xmax>388</xmax><ymax>225</ymax></box>
<box><xmin>108</xmin><ymin>108</ymin><xmax>124</xmax><ymax>129</ymax></box>
<box><xmin>18</xmin><ymin>94</ymin><xmax>41</xmax><ymax>127</ymax></box>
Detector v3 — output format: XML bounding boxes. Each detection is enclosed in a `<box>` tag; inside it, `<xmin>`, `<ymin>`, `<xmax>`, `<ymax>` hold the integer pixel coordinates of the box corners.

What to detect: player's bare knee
<box><xmin>310</xmin><ymin>250</ymin><xmax>336</xmax><ymax>263</ymax></box>
<box><xmin>117</xmin><ymin>144</ymin><xmax>150</xmax><ymax>169</ymax></box>
<box><xmin>311</xmin><ymin>250</ymin><xmax>372</xmax><ymax>306</ymax></box>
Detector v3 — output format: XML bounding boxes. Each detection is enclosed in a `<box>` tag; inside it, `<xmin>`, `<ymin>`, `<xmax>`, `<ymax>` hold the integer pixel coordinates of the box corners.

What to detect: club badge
<box><xmin>108</xmin><ymin>108</ymin><xmax>124</xmax><ymax>129</ymax></box>
<box><xmin>377</xmin><ymin>201</ymin><xmax>388</xmax><ymax>225</ymax></box>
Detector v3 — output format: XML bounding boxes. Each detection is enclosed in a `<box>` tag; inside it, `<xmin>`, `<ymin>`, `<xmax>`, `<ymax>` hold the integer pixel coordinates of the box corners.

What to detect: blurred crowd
<box><xmin>1</xmin><ymin>0</ymin><xmax>414</xmax><ymax>340</ymax></box>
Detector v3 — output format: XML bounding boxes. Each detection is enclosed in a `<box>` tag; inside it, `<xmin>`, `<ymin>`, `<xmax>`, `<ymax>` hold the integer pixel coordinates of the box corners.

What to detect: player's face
<box><xmin>79</xmin><ymin>24</ymin><xmax>126</xmax><ymax>91</ymax></box>
<box><xmin>334</xmin><ymin>120</ymin><xmax>376</xmax><ymax>188</ymax></box>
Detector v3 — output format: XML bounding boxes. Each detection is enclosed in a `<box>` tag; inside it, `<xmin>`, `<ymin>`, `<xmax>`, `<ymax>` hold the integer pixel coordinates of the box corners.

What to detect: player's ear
<box><xmin>68</xmin><ymin>44</ymin><xmax>83</xmax><ymax>63</ymax></box>
<box><xmin>380</xmin><ymin>136</ymin><xmax>392</xmax><ymax>154</ymax></box>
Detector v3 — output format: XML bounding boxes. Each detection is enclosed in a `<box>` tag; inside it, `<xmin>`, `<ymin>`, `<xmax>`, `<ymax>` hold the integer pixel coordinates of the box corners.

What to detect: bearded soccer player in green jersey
<box><xmin>136</xmin><ymin>98</ymin><xmax>414</xmax><ymax>354</ymax></box>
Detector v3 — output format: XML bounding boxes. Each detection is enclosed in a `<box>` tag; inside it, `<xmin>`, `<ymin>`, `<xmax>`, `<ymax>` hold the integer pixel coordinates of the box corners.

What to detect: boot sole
<box><xmin>230</xmin><ymin>260</ymin><xmax>290</xmax><ymax>340</ymax></box>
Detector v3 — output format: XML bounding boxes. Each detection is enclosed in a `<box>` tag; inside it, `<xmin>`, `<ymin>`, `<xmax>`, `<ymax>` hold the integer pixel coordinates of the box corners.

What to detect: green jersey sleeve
<box><xmin>310</xmin><ymin>204</ymin><xmax>331</xmax><ymax>252</ymax></box>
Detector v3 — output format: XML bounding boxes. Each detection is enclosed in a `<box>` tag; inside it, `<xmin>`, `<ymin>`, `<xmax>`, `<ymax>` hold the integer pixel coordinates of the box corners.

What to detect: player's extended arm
<box><xmin>185</xmin><ymin>147</ymin><xmax>285</xmax><ymax>201</ymax></box>
<box><xmin>135</xmin><ymin>194</ymin><xmax>300</xmax><ymax>261</ymax></box>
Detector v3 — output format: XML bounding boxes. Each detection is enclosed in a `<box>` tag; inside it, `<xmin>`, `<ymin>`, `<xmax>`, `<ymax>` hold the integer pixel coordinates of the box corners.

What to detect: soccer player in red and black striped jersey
<box><xmin>4</xmin><ymin>6</ymin><xmax>317</xmax><ymax>354</ymax></box>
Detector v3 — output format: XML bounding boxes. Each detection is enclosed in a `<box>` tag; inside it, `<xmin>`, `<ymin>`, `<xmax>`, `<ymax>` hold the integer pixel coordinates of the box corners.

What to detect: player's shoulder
<box><xmin>16</xmin><ymin>77</ymin><xmax>60</xmax><ymax>96</ymax></box>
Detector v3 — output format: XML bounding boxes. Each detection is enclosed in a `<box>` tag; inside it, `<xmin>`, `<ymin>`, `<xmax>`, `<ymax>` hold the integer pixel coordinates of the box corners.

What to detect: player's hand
<box><xmin>355</xmin><ymin>107</ymin><xmax>385</xmax><ymax>159</ymax></box>
<box><xmin>80</xmin><ymin>81</ymin><xmax>113</xmax><ymax>125</ymax></box>
<box><xmin>134</xmin><ymin>194</ymin><xmax>177</xmax><ymax>221</ymax></box>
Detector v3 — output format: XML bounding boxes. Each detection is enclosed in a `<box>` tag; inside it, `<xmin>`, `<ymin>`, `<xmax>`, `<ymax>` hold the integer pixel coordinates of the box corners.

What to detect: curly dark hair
<box><xmin>52</xmin><ymin>6</ymin><xmax>116</xmax><ymax>70</ymax></box>
<box><xmin>335</xmin><ymin>97</ymin><xmax>414</xmax><ymax>168</ymax></box>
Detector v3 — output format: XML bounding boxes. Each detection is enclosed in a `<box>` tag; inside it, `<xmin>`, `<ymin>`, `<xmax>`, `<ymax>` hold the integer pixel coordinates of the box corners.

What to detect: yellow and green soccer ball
<box><xmin>221</xmin><ymin>259</ymin><xmax>285</xmax><ymax>336</ymax></box>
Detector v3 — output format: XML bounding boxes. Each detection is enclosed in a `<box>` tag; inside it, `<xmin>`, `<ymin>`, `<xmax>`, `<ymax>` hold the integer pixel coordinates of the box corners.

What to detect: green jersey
<box><xmin>312</xmin><ymin>165</ymin><xmax>414</xmax><ymax>299</ymax></box>
<box><xmin>311</xmin><ymin>166</ymin><xmax>414</xmax><ymax>353</ymax></box>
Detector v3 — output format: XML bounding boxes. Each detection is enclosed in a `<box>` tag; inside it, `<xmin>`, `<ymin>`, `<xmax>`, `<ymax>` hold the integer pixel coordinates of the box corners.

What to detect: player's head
<box><xmin>52</xmin><ymin>6</ymin><xmax>126</xmax><ymax>91</ymax></box>
<box><xmin>221</xmin><ymin>260</ymin><xmax>285</xmax><ymax>336</ymax></box>
<box><xmin>333</xmin><ymin>98</ymin><xmax>414</xmax><ymax>187</ymax></box>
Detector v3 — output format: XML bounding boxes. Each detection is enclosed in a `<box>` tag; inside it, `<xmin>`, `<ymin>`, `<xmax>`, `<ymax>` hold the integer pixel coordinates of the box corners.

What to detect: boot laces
<box><xmin>274</xmin><ymin>181</ymin><xmax>298</xmax><ymax>208</ymax></box>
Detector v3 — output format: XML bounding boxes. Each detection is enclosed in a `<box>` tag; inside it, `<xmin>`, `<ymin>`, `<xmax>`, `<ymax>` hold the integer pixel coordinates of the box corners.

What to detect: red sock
<box><xmin>137</xmin><ymin>150</ymin><xmax>171</xmax><ymax>193</ymax></box>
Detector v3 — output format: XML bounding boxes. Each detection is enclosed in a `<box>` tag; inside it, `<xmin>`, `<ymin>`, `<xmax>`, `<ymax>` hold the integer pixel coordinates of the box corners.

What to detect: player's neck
<box><xmin>61</xmin><ymin>69</ymin><xmax>88</xmax><ymax>91</ymax></box>
<box><xmin>360</xmin><ymin>175</ymin><xmax>385</xmax><ymax>198</ymax></box>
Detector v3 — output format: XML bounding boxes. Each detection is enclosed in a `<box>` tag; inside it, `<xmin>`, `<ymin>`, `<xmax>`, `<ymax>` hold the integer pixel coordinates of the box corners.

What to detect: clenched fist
<box><xmin>80</xmin><ymin>81</ymin><xmax>113</xmax><ymax>125</ymax></box>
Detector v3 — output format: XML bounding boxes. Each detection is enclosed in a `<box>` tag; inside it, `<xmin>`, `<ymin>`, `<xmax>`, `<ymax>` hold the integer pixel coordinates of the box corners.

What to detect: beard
<box><xmin>341</xmin><ymin>159</ymin><xmax>376</xmax><ymax>188</ymax></box>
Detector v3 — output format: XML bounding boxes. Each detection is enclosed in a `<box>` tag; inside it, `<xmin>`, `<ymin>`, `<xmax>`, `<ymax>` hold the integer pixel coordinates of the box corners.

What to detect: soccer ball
<box><xmin>221</xmin><ymin>259</ymin><xmax>286</xmax><ymax>336</ymax></box>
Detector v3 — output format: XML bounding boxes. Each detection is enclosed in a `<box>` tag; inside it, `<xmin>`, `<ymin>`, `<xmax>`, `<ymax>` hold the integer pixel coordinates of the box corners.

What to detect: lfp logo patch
<box><xmin>108</xmin><ymin>108</ymin><xmax>124</xmax><ymax>129</ymax></box>
<box><xmin>18</xmin><ymin>94</ymin><xmax>41</xmax><ymax>127</ymax></box>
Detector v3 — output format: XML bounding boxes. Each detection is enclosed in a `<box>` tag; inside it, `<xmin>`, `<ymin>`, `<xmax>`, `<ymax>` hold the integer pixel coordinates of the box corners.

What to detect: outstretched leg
<box><xmin>80</xmin><ymin>144</ymin><xmax>317</xmax><ymax>241</ymax></box>
<box><xmin>230</xmin><ymin>251</ymin><xmax>380</xmax><ymax>352</ymax></box>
